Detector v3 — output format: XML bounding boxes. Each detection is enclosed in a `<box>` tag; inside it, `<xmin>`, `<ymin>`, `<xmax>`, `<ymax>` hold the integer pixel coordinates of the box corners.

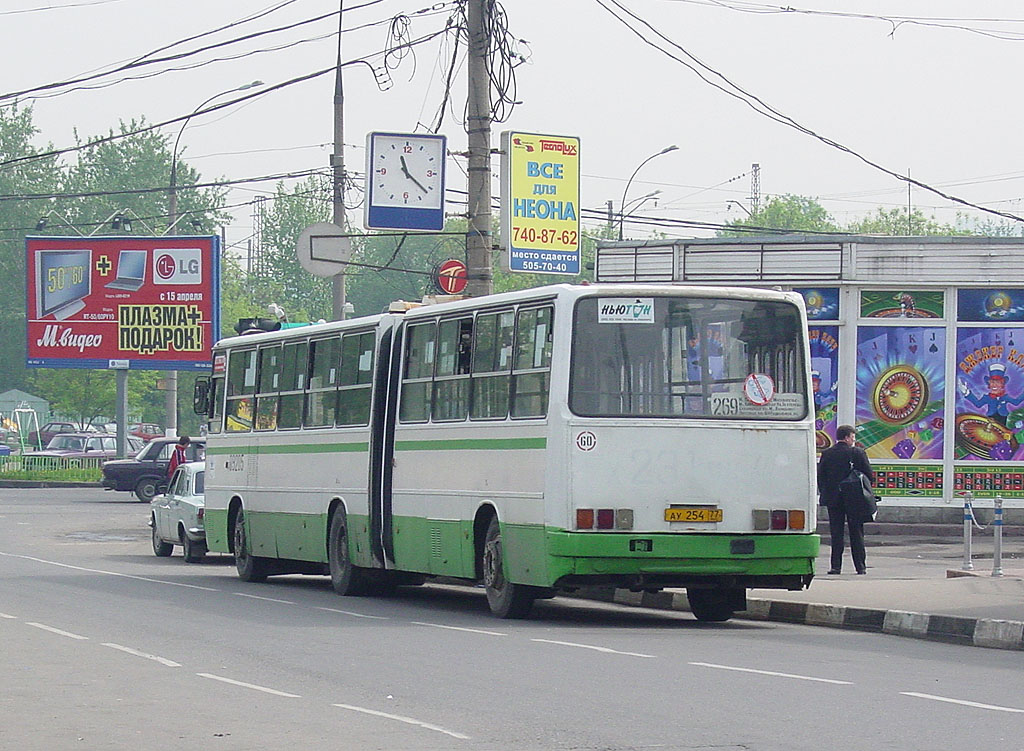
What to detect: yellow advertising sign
<box><xmin>501</xmin><ymin>131</ymin><xmax>580</xmax><ymax>274</ymax></box>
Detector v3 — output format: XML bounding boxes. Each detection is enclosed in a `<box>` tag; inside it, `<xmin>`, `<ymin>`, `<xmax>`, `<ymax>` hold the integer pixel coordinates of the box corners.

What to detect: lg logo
<box><xmin>153</xmin><ymin>249</ymin><xmax>203</xmax><ymax>285</ymax></box>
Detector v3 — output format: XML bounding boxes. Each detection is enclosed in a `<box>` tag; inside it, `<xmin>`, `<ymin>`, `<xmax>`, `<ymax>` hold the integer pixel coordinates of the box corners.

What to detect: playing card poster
<box><xmin>856</xmin><ymin>326</ymin><xmax>945</xmax><ymax>460</ymax></box>
<box><xmin>809</xmin><ymin>326</ymin><xmax>839</xmax><ymax>452</ymax></box>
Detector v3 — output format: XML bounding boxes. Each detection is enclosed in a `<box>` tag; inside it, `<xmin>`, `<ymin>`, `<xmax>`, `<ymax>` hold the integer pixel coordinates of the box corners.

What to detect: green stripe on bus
<box><xmin>394</xmin><ymin>437</ymin><xmax>546</xmax><ymax>451</ymax></box>
<box><xmin>206</xmin><ymin>442</ymin><xmax>368</xmax><ymax>455</ymax></box>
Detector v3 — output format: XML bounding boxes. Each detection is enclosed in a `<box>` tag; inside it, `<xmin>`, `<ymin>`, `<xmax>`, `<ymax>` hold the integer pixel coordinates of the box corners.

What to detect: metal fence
<box><xmin>0</xmin><ymin>454</ymin><xmax>104</xmax><ymax>481</ymax></box>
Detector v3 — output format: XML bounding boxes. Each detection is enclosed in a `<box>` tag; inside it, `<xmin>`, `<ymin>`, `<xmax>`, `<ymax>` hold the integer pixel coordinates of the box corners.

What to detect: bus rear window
<box><xmin>570</xmin><ymin>296</ymin><xmax>807</xmax><ymax>420</ymax></box>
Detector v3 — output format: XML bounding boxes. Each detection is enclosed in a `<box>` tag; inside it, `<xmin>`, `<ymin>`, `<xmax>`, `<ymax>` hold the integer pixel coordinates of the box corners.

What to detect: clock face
<box><xmin>370</xmin><ymin>134</ymin><xmax>445</xmax><ymax>211</ymax></box>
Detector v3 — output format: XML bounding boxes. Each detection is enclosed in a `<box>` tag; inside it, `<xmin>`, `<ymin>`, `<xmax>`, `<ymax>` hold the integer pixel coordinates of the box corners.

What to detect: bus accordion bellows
<box><xmin>194</xmin><ymin>283</ymin><xmax>820</xmax><ymax>620</ymax></box>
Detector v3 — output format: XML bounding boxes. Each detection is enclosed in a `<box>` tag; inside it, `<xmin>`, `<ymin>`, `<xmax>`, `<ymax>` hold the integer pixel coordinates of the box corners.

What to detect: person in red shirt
<box><xmin>168</xmin><ymin>435</ymin><xmax>190</xmax><ymax>478</ymax></box>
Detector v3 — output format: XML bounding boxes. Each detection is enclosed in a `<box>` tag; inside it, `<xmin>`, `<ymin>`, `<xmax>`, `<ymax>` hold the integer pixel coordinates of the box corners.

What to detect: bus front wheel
<box><xmin>328</xmin><ymin>509</ymin><xmax>369</xmax><ymax>596</ymax></box>
<box><xmin>234</xmin><ymin>508</ymin><xmax>269</xmax><ymax>582</ymax></box>
<box><xmin>686</xmin><ymin>587</ymin><xmax>742</xmax><ymax>622</ymax></box>
<box><xmin>482</xmin><ymin>516</ymin><xmax>535</xmax><ymax>619</ymax></box>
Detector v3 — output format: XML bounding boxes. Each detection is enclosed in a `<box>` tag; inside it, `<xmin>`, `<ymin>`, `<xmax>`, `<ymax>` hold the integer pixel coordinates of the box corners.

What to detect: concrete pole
<box><xmin>115</xmin><ymin>368</ymin><xmax>128</xmax><ymax>458</ymax></box>
<box><xmin>331</xmin><ymin>0</ymin><xmax>348</xmax><ymax>321</ymax></box>
<box><xmin>166</xmin><ymin>170</ymin><xmax>179</xmax><ymax>436</ymax></box>
<box><xmin>465</xmin><ymin>0</ymin><xmax>493</xmax><ymax>297</ymax></box>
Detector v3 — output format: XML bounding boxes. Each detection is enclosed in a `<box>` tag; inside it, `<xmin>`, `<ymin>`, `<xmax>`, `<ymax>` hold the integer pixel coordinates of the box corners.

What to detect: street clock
<box><xmin>365</xmin><ymin>132</ymin><xmax>447</xmax><ymax>231</ymax></box>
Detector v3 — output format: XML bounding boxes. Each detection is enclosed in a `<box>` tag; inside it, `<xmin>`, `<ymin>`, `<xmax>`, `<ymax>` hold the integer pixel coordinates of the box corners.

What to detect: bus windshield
<box><xmin>570</xmin><ymin>295</ymin><xmax>807</xmax><ymax>419</ymax></box>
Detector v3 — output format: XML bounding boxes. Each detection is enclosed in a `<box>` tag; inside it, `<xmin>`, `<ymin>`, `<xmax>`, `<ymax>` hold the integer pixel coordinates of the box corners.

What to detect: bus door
<box><xmin>368</xmin><ymin>317</ymin><xmax>402</xmax><ymax>568</ymax></box>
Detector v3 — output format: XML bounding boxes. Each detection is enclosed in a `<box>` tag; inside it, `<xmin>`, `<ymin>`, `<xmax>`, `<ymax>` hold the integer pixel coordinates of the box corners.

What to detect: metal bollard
<box><xmin>962</xmin><ymin>492</ymin><xmax>974</xmax><ymax>571</ymax></box>
<box><xmin>992</xmin><ymin>496</ymin><xmax>1004</xmax><ymax>578</ymax></box>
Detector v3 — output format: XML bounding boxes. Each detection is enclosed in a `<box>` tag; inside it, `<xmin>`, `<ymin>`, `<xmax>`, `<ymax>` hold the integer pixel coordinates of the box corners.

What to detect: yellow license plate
<box><xmin>665</xmin><ymin>507</ymin><xmax>723</xmax><ymax>523</ymax></box>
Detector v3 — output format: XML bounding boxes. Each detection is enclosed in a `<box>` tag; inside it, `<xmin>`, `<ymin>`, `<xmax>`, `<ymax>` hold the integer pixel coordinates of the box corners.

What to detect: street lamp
<box><xmin>726</xmin><ymin>199</ymin><xmax>753</xmax><ymax>218</ymax></box>
<box><xmin>619</xmin><ymin>145</ymin><xmax>678</xmax><ymax>240</ymax></box>
<box><xmin>168</xmin><ymin>80</ymin><xmax>262</xmax><ymax>233</ymax></box>
<box><xmin>621</xmin><ymin>190</ymin><xmax>661</xmax><ymax>230</ymax></box>
<box><xmin>165</xmin><ymin>80</ymin><xmax>261</xmax><ymax>437</ymax></box>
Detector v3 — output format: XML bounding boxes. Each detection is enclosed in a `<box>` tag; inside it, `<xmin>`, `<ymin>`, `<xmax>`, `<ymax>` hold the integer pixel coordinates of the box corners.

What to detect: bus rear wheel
<box><xmin>234</xmin><ymin>508</ymin><xmax>269</xmax><ymax>582</ymax></box>
<box><xmin>328</xmin><ymin>509</ymin><xmax>370</xmax><ymax>596</ymax></box>
<box><xmin>482</xmin><ymin>516</ymin><xmax>535</xmax><ymax>619</ymax></box>
<box><xmin>686</xmin><ymin>587</ymin><xmax>742</xmax><ymax>622</ymax></box>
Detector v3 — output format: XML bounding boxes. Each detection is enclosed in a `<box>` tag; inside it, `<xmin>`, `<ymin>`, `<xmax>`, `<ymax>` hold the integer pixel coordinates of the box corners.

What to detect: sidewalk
<box><xmin>579</xmin><ymin>531</ymin><xmax>1024</xmax><ymax>651</ymax></box>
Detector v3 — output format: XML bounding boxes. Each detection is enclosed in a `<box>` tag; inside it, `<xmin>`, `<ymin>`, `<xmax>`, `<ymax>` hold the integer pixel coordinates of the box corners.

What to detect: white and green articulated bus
<box><xmin>194</xmin><ymin>283</ymin><xmax>820</xmax><ymax>620</ymax></box>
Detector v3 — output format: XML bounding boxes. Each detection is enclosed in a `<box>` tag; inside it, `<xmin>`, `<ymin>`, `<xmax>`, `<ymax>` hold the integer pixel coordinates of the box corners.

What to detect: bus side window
<box><xmin>278</xmin><ymin>341</ymin><xmax>308</xmax><ymax>429</ymax></box>
<box><xmin>337</xmin><ymin>332</ymin><xmax>374</xmax><ymax>427</ymax></box>
<box><xmin>225</xmin><ymin>349</ymin><xmax>257</xmax><ymax>432</ymax></box>
<box><xmin>470</xmin><ymin>309</ymin><xmax>513</xmax><ymax>420</ymax></box>
<box><xmin>306</xmin><ymin>336</ymin><xmax>341</xmax><ymax>427</ymax></box>
<box><xmin>400</xmin><ymin>322</ymin><xmax>436</xmax><ymax>423</ymax></box>
<box><xmin>255</xmin><ymin>345</ymin><xmax>281</xmax><ymax>431</ymax></box>
<box><xmin>433</xmin><ymin>316</ymin><xmax>472</xmax><ymax>422</ymax></box>
<box><xmin>512</xmin><ymin>306</ymin><xmax>553</xmax><ymax>418</ymax></box>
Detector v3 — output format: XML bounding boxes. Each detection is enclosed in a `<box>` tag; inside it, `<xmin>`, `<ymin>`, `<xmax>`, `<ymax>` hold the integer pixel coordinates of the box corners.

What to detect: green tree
<box><xmin>718</xmin><ymin>194</ymin><xmax>838</xmax><ymax>236</ymax></box>
<box><xmin>0</xmin><ymin>103</ymin><xmax>61</xmax><ymax>393</ymax></box>
<box><xmin>33</xmin><ymin>368</ymin><xmax>160</xmax><ymax>427</ymax></box>
<box><xmin>845</xmin><ymin>207</ymin><xmax>963</xmax><ymax>236</ymax></box>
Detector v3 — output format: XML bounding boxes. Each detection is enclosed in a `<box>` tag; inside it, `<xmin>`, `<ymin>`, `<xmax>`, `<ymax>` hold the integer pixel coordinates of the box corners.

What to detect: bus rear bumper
<box><xmin>546</xmin><ymin>531</ymin><xmax>819</xmax><ymax>591</ymax></box>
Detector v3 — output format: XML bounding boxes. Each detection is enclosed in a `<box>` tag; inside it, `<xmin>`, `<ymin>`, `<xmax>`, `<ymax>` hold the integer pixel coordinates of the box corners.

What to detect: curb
<box><xmin>573</xmin><ymin>587</ymin><xmax>1024</xmax><ymax>651</ymax></box>
<box><xmin>0</xmin><ymin>480</ymin><xmax>102</xmax><ymax>488</ymax></box>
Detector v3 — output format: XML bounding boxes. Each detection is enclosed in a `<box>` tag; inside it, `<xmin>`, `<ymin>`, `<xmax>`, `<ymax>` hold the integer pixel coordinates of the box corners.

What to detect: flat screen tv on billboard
<box><xmin>26</xmin><ymin>236</ymin><xmax>220</xmax><ymax>371</ymax></box>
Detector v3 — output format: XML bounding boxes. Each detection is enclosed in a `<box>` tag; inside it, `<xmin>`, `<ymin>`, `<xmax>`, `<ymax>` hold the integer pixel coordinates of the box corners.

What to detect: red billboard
<box><xmin>26</xmin><ymin>236</ymin><xmax>220</xmax><ymax>371</ymax></box>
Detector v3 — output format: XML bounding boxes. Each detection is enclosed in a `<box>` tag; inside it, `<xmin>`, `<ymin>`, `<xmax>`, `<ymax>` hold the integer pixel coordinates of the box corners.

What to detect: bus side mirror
<box><xmin>193</xmin><ymin>377</ymin><xmax>210</xmax><ymax>415</ymax></box>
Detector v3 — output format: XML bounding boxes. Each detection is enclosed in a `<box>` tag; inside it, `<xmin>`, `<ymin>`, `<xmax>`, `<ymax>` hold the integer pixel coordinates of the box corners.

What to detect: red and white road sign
<box><xmin>437</xmin><ymin>259</ymin><xmax>468</xmax><ymax>294</ymax></box>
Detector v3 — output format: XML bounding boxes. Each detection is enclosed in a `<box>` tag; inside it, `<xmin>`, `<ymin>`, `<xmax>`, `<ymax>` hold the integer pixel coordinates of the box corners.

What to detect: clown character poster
<box><xmin>856</xmin><ymin>326</ymin><xmax>945</xmax><ymax>460</ymax></box>
<box><xmin>809</xmin><ymin>326</ymin><xmax>839</xmax><ymax>452</ymax></box>
<box><xmin>955</xmin><ymin>328</ymin><xmax>1024</xmax><ymax>461</ymax></box>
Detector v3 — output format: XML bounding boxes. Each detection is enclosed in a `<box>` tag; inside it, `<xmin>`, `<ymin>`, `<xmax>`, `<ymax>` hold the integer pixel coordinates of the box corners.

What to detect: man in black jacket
<box><xmin>817</xmin><ymin>424</ymin><xmax>874</xmax><ymax>575</ymax></box>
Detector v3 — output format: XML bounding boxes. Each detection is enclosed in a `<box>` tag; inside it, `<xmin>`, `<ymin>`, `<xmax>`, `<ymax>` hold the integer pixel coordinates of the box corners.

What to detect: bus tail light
<box><xmin>753</xmin><ymin>509</ymin><xmax>807</xmax><ymax>531</ymax></box>
<box><xmin>576</xmin><ymin>508</ymin><xmax>594</xmax><ymax>529</ymax></box>
<box><xmin>596</xmin><ymin>508</ymin><xmax>615</xmax><ymax>529</ymax></box>
<box><xmin>197</xmin><ymin>507</ymin><xmax>204</xmax><ymax>521</ymax></box>
<box><xmin>615</xmin><ymin>508</ymin><xmax>633</xmax><ymax>530</ymax></box>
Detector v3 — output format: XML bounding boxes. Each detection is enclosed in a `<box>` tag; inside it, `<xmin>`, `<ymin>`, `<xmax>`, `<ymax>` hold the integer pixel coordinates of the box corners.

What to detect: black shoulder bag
<box><xmin>838</xmin><ymin>460</ymin><xmax>878</xmax><ymax>522</ymax></box>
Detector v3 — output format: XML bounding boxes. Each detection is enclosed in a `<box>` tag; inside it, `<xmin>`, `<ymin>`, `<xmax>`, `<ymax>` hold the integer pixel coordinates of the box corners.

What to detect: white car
<box><xmin>150</xmin><ymin>461</ymin><xmax>207</xmax><ymax>563</ymax></box>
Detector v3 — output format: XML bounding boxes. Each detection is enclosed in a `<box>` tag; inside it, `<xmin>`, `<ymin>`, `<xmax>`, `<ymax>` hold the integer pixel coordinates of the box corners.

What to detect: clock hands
<box><xmin>399</xmin><ymin>155</ymin><xmax>430</xmax><ymax>194</ymax></box>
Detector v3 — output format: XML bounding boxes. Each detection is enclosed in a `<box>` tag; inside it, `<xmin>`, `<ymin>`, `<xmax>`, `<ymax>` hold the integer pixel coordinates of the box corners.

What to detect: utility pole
<box><xmin>331</xmin><ymin>0</ymin><xmax>349</xmax><ymax>320</ymax></box>
<box><xmin>606</xmin><ymin>200</ymin><xmax>615</xmax><ymax>233</ymax></box>
<box><xmin>465</xmin><ymin>0</ymin><xmax>493</xmax><ymax>296</ymax></box>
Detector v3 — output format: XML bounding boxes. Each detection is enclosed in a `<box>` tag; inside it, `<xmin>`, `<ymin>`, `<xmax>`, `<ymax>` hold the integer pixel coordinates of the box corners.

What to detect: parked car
<box><xmin>129</xmin><ymin>423</ymin><xmax>164</xmax><ymax>442</ymax></box>
<box><xmin>27</xmin><ymin>421</ymin><xmax>95</xmax><ymax>448</ymax></box>
<box><xmin>102</xmin><ymin>437</ymin><xmax>206</xmax><ymax>502</ymax></box>
<box><xmin>150</xmin><ymin>461</ymin><xmax>207</xmax><ymax>562</ymax></box>
<box><xmin>31</xmin><ymin>433</ymin><xmax>143</xmax><ymax>460</ymax></box>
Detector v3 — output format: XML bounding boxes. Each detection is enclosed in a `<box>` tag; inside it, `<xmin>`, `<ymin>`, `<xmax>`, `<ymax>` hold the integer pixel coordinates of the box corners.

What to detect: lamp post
<box><xmin>165</xmin><ymin>80</ymin><xmax>262</xmax><ymax>437</ymax></box>
<box><xmin>619</xmin><ymin>190</ymin><xmax>661</xmax><ymax>234</ymax></box>
<box><xmin>619</xmin><ymin>145</ymin><xmax>678</xmax><ymax>241</ymax></box>
<box><xmin>726</xmin><ymin>199</ymin><xmax>753</xmax><ymax>218</ymax></box>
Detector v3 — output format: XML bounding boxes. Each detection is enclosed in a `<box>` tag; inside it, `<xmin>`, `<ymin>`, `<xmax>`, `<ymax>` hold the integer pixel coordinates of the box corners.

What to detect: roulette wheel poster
<box><xmin>856</xmin><ymin>326</ymin><xmax>946</xmax><ymax>460</ymax></box>
<box><xmin>954</xmin><ymin>327</ymin><xmax>1024</xmax><ymax>461</ymax></box>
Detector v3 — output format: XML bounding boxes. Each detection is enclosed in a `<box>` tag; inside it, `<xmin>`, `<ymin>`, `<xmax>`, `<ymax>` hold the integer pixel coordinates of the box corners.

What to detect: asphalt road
<box><xmin>2</xmin><ymin>487</ymin><xmax>1023</xmax><ymax>751</ymax></box>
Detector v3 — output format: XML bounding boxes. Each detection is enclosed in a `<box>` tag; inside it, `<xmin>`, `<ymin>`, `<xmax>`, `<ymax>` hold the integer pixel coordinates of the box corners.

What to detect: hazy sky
<box><xmin>5</xmin><ymin>0</ymin><xmax>1024</xmax><ymax>254</ymax></box>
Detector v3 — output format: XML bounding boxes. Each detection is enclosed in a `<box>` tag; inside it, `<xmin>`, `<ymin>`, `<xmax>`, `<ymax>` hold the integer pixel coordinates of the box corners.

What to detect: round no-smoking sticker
<box><xmin>743</xmin><ymin>373</ymin><xmax>775</xmax><ymax>405</ymax></box>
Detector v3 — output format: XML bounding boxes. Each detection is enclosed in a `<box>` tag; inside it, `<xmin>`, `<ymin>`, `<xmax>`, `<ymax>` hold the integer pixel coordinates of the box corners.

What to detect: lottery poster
<box><xmin>809</xmin><ymin>326</ymin><xmax>839</xmax><ymax>452</ymax></box>
<box><xmin>954</xmin><ymin>327</ymin><xmax>1024</xmax><ymax>461</ymax></box>
<box><xmin>957</xmin><ymin>289</ymin><xmax>1024</xmax><ymax>323</ymax></box>
<box><xmin>856</xmin><ymin>326</ymin><xmax>945</xmax><ymax>460</ymax></box>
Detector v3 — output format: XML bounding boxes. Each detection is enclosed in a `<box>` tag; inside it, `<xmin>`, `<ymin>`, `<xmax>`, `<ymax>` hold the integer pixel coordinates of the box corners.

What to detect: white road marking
<box><xmin>333</xmin><ymin>703</ymin><xmax>470</xmax><ymax>740</ymax></box>
<box><xmin>316</xmin><ymin>607</ymin><xmax>389</xmax><ymax>620</ymax></box>
<box><xmin>233</xmin><ymin>592</ymin><xmax>295</xmax><ymax>604</ymax></box>
<box><xmin>901</xmin><ymin>692</ymin><xmax>1024</xmax><ymax>713</ymax></box>
<box><xmin>689</xmin><ymin>662</ymin><xmax>852</xmax><ymax>685</ymax></box>
<box><xmin>102</xmin><ymin>643</ymin><xmax>181</xmax><ymax>667</ymax></box>
<box><xmin>26</xmin><ymin>622</ymin><xmax>88</xmax><ymax>640</ymax></box>
<box><xmin>0</xmin><ymin>552</ymin><xmax>218</xmax><ymax>591</ymax></box>
<box><xmin>197</xmin><ymin>673</ymin><xmax>300</xmax><ymax>698</ymax></box>
<box><xmin>411</xmin><ymin>621</ymin><xmax>507</xmax><ymax>636</ymax></box>
<box><xmin>0</xmin><ymin>612</ymin><xmax>16</xmax><ymax>619</ymax></box>
<box><xmin>532</xmin><ymin>638</ymin><xmax>653</xmax><ymax>658</ymax></box>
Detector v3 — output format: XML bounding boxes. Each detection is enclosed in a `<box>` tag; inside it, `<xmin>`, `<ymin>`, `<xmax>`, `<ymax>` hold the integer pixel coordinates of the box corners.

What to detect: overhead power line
<box><xmin>593</xmin><ymin>0</ymin><xmax>1024</xmax><ymax>225</ymax></box>
<box><xmin>0</xmin><ymin>25</ymin><xmax>452</xmax><ymax>172</ymax></box>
